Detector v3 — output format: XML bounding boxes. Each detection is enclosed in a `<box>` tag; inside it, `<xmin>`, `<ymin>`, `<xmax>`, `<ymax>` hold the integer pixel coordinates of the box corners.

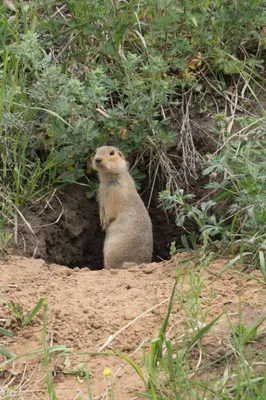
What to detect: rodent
<box><xmin>92</xmin><ymin>146</ymin><xmax>153</xmax><ymax>269</ymax></box>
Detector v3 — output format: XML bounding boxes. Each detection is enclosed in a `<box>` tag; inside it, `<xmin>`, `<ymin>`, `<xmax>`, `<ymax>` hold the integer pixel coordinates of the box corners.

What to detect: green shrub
<box><xmin>159</xmin><ymin>115</ymin><xmax>266</xmax><ymax>273</ymax></box>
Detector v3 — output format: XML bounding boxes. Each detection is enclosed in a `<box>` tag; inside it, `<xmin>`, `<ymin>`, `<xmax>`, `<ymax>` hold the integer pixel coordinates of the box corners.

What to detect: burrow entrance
<box><xmin>14</xmin><ymin>116</ymin><xmax>216</xmax><ymax>269</ymax></box>
<box><xmin>15</xmin><ymin>183</ymin><xmax>187</xmax><ymax>270</ymax></box>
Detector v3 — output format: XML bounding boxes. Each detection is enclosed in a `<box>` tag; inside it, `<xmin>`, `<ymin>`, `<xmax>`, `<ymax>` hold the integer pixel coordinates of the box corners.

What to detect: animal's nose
<box><xmin>95</xmin><ymin>158</ymin><xmax>102</xmax><ymax>163</ymax></box>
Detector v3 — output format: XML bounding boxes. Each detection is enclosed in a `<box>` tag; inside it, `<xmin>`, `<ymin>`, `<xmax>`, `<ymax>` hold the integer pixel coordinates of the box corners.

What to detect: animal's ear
<box><xmin>118</xmin><ymin>151</ymin><xmax>125</xmax><ymax>159</ymax></box>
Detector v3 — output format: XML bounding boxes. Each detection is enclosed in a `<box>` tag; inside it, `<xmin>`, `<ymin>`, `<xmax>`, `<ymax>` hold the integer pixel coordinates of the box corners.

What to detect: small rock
<box><xmin>23</xmin><ymin>331</ymin><xmax>31</xmax><ymax>339</ymax></box>
<box><xmin>143</xmin><ymin>267</ymin><xmax>155</xmax><ymax>274</ymax></box>
<box><xmin>124</xmin><ymin>312</ymin><xmax>136</xmax><ymax>321</ymax></box>
<box><xmin>92</xmin><ymin>322</ymin><xmax>102</xmax><ymax>329</ymax></box>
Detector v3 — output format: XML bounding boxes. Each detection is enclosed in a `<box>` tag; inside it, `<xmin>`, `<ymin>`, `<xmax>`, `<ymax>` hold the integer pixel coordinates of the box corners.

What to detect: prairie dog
<box><xmin>92</xmin><ymin>146</ymin><xmax>153</xmax><ymax>269</ymax></box>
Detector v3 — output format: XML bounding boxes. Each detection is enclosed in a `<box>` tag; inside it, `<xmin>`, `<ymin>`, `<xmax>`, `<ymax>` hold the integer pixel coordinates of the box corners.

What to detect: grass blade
<box><xmin>116</xmin><ymin>352</ymin><xmax>146</xmax><ymax>384</ymax></box>
<box><xmin>42</xmin><ymin>302</ymin><xmax>59</xmax><ymax>400</ymax></box>
<box><xmin>209</xmin><ymin>253</ymin><xmax>252</xmax><ymax>284</ymax></box>
<box><xmin>0</xmin><ymin>347</ymin><xmax>14</xmax><ymax>359</ymax></box>
<box><xmin>22</xmin><ymin>298</ymin><xmax>47</xmax><ymax>327</ymax></box>
<box><xmin>241</xmin><ymin>312</ymin><xmax>266</xmax><ymax>345</ymax></box>
<box><xmin>259</xmin><ymin>250</ymin><xmax>266</xmax><ymax>281</ymax></box>
<box><xmin>187</xmin><ymin>312</ymin><xmax>224</xmax><ymax>352</ymax></box>
<box><xmin>0</xmin><ymin>346</ymin><xmax>71</xmax><ymax>369</ymax></box>
<box><xmin>0</xmin><ymin>327</ymin><xmax>14</xmax><ymax>337</ymax></box>
<box><xmin>231</xmin><ymin>269</ymin><xmax>266</xmax><ymax>286</ymax></box>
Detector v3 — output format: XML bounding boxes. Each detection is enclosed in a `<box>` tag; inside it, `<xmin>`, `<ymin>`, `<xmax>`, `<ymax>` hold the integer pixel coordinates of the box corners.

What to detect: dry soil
<box><xmin>1</xmin><ymin>255</ymin><xmax>266</xmax><ymax>399</ymax></box>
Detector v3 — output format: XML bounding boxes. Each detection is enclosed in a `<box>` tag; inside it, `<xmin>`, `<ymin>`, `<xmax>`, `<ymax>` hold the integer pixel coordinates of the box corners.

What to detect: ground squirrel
<box><xmin>92</xmin><ymin>146</ymin><xmax>153</xmax><ymax>269</ymax></box>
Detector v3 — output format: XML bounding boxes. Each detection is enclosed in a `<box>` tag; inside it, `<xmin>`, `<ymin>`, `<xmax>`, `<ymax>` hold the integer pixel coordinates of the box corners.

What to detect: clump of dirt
<box><xmin>0</xmin><ymin>255</ymin><xmax>266</xmax><ymax>399</ymax></box>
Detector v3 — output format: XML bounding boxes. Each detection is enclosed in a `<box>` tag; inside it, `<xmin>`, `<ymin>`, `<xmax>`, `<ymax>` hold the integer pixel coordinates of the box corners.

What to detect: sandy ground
<box><xmin>1</xmin><ymin>254</ymin><xmax>266</xmax><ymax>399</ymax></box>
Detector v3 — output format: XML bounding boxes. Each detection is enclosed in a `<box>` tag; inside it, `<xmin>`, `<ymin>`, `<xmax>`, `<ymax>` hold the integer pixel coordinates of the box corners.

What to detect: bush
<box><xmin>159</xmin><ymin>115</ymin><xmax>266</xmax><ymax>273</ymax></box>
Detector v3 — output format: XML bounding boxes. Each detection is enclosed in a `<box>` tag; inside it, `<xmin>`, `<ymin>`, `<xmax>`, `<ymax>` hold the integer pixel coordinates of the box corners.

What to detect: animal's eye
<box><xmin>109</xmin><ymin>150</ymin><xmax>115</xmax><ymax>155</ymax></box>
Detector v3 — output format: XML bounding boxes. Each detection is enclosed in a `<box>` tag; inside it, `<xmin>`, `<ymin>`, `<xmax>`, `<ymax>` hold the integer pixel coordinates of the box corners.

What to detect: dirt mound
<box><xmin>1</xmin><ymin>255</ymin><xmax>266</xmax><ymax>399</ymax></box>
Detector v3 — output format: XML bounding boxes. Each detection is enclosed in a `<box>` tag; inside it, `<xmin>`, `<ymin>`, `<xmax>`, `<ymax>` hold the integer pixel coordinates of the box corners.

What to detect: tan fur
<box><xmin>92</xmin><ymin>146</ymin><xmax>153</xmax><ymax>269</ymax></box>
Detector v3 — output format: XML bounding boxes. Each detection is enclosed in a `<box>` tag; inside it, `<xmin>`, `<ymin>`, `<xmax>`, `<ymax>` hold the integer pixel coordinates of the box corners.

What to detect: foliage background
<box><xmin>1</xmin><ymin>0</ymin><xmax>266</xmax><ymax>265</ymax></box>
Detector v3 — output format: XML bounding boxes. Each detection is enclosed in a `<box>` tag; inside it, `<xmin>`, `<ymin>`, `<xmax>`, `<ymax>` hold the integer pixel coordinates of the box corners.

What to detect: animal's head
<box><xmin>92</xmin><ymin>146</ymin><xmax>128</xmax><ymax>175</ymax></box>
